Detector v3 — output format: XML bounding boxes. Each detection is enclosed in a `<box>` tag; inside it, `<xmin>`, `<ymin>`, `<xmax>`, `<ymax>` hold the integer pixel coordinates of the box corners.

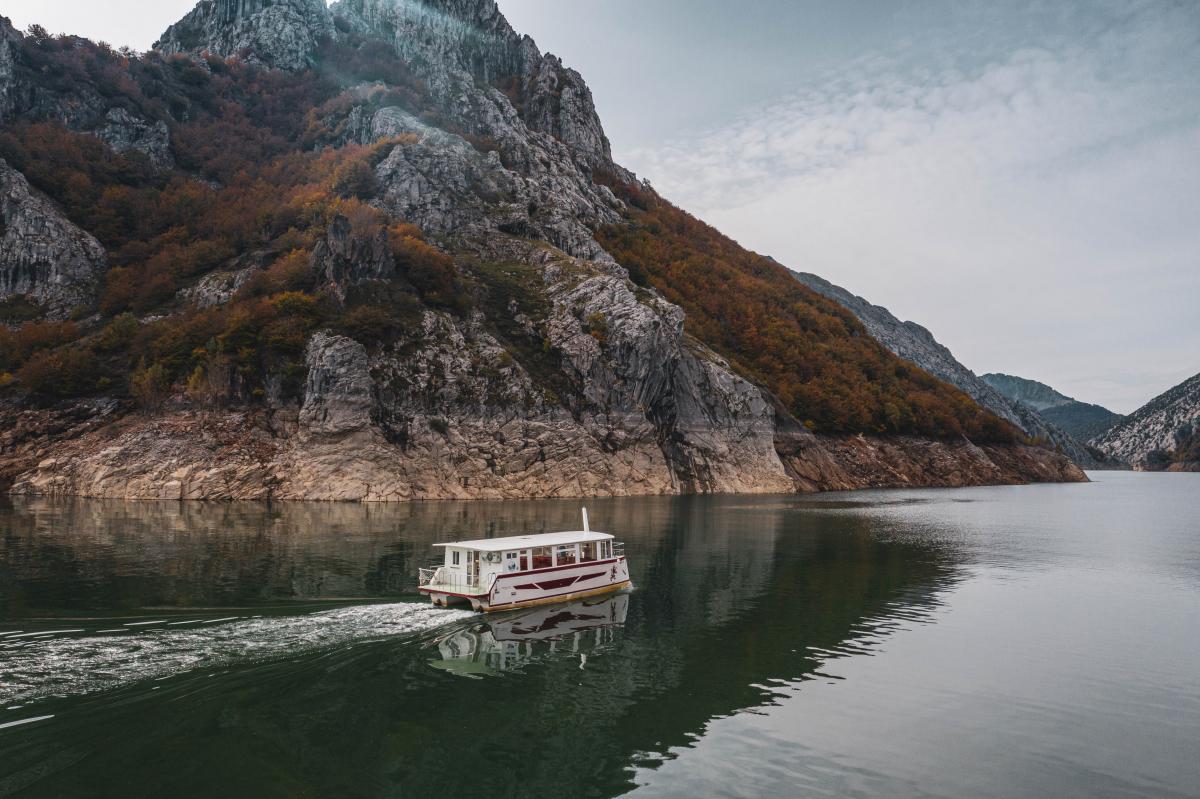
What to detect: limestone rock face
<box><xmin>311</xmin><ymin>214</ymin><xmax>394</xmax><ymax>297</ymax></box>
<box><xmin>0</xmin><ymin>17</ymin><xmax>20</xmax><ymax>123</ymax></box>
<box><xmin>521</xmin><ymin>52</ymin><xmax>612</xmax><ymax>168</ymax></box>
<box><xmin>368</xmin><ymin>107</ymin><xmax>620</xmax><ymax>262</ymax></box>
<box><xmin>96</xmin><ymin>108</ymin><xmax>175</xmax><ymax>168</ymax></box>
<box><xmin>155</xmin><ymin>0</ymin><xmax>333</xmax><ymax>70</ymax></box>
<box><xmin>0</xmin><ymin>159</ymin><xmax>107</xmax><ymax>315</ymax></box>
<box><xmin>178</xmin><ymin>263</ymin><xmax>259</xmax><ymax>308</ymax></box>
<box><xmin>299</xmin><ymin>332</ymin><xmax>376</xmax><ymax>435</ymax></box>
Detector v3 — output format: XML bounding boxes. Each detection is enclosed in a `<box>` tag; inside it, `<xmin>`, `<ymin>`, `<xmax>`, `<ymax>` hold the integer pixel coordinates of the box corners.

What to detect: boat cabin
<box><xmin>419</xmin><ymin>508</ymin><xmax>632</xmax><ymax>612</ymax></box>
<box><xmin>431</xmin><ymin>531</ymin><xmax>619</xmax><ymax>591</ymax></box>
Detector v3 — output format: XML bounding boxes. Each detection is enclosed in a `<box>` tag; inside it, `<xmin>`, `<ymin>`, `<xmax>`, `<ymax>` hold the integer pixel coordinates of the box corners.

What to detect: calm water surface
<box><xmin>0</xmin><ymin>472</ymin><xmax>1197</xmax><ymax>798</ymax></box>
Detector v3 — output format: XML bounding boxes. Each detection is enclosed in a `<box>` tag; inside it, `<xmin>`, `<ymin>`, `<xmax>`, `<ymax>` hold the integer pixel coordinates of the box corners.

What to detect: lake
<box><xmin>1</xmin><ymin>471</ymin><xmax>1198</xmax><ymax>798</ymax></box>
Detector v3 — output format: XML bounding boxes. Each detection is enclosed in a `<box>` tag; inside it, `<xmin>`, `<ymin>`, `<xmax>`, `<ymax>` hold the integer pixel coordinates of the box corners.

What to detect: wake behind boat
<box><xmin>418</xmin><ymin>509</ymin><xmax>632</xmax><ymax>612</ymax></box>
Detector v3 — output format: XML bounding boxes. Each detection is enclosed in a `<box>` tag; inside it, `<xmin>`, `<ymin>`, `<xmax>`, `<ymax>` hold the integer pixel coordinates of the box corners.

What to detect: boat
<box><xmin>418</xmin><ymin>508</ymin><xmax>632</xmax><ymax>612</ymax></box>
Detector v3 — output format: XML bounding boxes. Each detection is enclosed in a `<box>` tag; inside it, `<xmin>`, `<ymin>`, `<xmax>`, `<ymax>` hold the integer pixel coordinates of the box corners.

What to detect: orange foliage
<box><xmin>596</xmin><ymin>193</ymin><xmax>1018</xmax><ymax>442</ymax></box>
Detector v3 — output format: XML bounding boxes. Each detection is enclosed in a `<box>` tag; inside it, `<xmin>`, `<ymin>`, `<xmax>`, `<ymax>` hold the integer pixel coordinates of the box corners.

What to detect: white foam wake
<box><xmin>0</xmin><ymin>603</ymin><xmax>472</xmax><ymax>706</ymax></box>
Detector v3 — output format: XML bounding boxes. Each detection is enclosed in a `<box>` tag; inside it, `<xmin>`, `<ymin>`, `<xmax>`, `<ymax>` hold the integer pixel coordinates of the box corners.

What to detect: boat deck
<box><xmin>421</xmin><ymin>580</ymin><xmax>486</xmax><ymax>597</ymax></box>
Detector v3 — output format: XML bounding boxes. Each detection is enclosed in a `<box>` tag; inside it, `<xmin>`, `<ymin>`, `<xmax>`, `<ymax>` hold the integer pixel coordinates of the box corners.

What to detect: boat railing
<box><xmin>420</xmin><ymin>566</ymin><xmax>486</xmax><ymax>591</ymax></box>
<box><xmin>613</xmin><ymin>541</ymin><xmax>625</xmax><ymax>558</ymax></box>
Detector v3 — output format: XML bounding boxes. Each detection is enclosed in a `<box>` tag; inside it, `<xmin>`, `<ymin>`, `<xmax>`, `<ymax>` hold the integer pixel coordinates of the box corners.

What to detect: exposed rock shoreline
<box><xmin>0</xmin><ymin>400</ymin><xmax>1085</xmax><ymax>502</ymax></box>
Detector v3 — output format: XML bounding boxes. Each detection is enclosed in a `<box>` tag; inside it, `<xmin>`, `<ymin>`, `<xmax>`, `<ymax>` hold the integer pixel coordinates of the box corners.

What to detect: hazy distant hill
<box><xmin>982</xmin><ymin>374</ymin><xmax>1123</xmax><ymax>444</ymax></box>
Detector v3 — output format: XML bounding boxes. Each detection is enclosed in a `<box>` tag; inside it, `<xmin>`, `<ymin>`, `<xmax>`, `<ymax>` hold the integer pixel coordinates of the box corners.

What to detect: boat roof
<box><xmin>433</xmin><ymin>531</ymin><xmax>613</xmax><ymax>552</ymax></box>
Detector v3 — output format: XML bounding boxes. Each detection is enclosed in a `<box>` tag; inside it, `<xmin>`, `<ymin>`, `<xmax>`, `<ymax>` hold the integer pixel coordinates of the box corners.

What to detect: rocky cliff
<box><xmin>1091</xmin><ymin>372</ymin><xmax>1200</xmax><ymax>469</ymax></box>
<box><xmin>156</xmin><ymin>0</ymin><xmax>335</xmax><ymax>70</ymax></box>
<box><xmin>0</xmin><ymin>1</ymin><xmax>1085</xmax><ymax>500</ymax></box>
<box><xmin>0</xmin><ymin>158</ymin><xmax>107</xmax><ymax>316</ymax></box>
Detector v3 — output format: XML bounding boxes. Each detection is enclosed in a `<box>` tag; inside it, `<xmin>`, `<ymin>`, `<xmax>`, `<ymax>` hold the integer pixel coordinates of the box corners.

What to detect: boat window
<box><xmin>580</xmin><ymin>542</ymin><xmax>598</xmax><ymax>562</ymax></box>
<box><xmin>555</xmin><ymin>545</ymin><xmax>578</xmax><ymax>566</ymax></box>
<box><xmin>451</xmin><ymin>550</ymin><xmax>461</xmax><ymax>566</ymax></box>
<box><xmin>600</xmin><ymin>541</ymin><xmax>610</xmax><ymax>559</ymax></box>
<box><xmin>504</xmin><ymin>551</ymin><xmax>520</xmax><ymax>572</ymax></box>
<box><xmin>532</xmin><ymin>546</ymin><xmax>553</xmax><ymax>570</ymax></box>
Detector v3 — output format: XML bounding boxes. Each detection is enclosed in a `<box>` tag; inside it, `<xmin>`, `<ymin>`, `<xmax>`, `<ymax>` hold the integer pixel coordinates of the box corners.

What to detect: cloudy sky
<box><xmin>6</xmin><ymin>0</ymin><xmax>1198</xmax><ymax>412</ymax></box>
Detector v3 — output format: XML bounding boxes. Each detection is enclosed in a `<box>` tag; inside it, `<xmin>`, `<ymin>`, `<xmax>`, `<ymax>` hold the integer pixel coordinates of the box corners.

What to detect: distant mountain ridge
<box><xmin>791</xmin><ymin>272</ymin><xmax>1106</xmax><ymax>467</ymax></box>
<box><xmin>1091</xmin><ymin>372</ymin><xmax>1200</xmax><ymax>469</ymax></box>
<box><xmin>980</xmin><ymin>373</ymin><xmax>1072</xmax><ymax>411</ymax></box>
<box><xmin>981</xmin><ymin>373</ymin><xmax>1124</xmax><ymax>444</ymax></box>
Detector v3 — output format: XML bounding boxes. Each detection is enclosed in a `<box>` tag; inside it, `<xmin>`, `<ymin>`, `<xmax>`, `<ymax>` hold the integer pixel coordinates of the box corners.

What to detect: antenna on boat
<box><xmin>582</xmin><ymin>507</ymin><xmax>590</xmax><ymax>533</ymax></box>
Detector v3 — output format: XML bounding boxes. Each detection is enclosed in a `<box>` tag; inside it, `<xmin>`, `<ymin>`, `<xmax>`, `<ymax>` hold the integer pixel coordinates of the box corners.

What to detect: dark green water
<box><xmin>0</xmin><ymin>472</ymin><xmax>1197</xmax><ymax>798</ymax></box>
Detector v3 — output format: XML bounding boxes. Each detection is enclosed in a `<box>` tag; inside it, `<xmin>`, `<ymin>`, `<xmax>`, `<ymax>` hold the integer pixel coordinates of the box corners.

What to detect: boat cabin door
<box><xmin>468</xmin><ymin>550</ymin><xmax>481</xmax><ymax>586</ymax></box>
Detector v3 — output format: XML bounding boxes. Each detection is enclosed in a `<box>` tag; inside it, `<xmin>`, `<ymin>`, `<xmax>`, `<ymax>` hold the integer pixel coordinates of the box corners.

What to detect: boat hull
<box><xmin>479</xmin><ymin>580</ymin><xmax>632</xmax><ymax>613</ymax></box>
<box><xmin>421</xmin><ymin>557</ymin><xmax>632</xmax><ymax>613</ymax></box>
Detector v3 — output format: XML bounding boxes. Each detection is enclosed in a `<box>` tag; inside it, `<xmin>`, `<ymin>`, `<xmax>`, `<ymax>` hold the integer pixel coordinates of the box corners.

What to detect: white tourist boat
<box><xmin>418</xmin><ymin>509</ymin><xmax>632</xmax><ymax>612</ymax></box>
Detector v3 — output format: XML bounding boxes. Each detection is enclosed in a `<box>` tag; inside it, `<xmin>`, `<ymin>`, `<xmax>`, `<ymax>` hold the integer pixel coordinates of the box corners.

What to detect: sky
<box><xmin>5</xmin><ymin>0</ymin><xmax>1198</xmax><ymax>413</ymax></box>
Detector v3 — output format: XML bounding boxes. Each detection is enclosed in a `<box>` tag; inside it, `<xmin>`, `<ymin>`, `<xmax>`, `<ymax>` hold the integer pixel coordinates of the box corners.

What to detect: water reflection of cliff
<box><xmin>0</xmin><ymin>495</ymin><xmax>967</xmax><ymax>799</ymax></box>
<box><xmin>0</xmin><ymin>497</ymin><xmax>675</xmax><ymax>616</ymax></box>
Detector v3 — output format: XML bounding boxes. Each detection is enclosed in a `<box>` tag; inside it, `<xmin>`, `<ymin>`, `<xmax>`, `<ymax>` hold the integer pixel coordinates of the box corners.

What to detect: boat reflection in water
<box><xmin>429</xmin><ymin>593</ymin><xmax>629</xmax><ymax>677</ymax></box>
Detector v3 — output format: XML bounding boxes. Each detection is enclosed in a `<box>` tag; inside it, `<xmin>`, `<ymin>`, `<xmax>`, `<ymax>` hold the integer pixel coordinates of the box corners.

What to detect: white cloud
<box><xmin>624</xmin><ymin>1</ymin><xmax>1200</xmax><ymax>413</ymax></box>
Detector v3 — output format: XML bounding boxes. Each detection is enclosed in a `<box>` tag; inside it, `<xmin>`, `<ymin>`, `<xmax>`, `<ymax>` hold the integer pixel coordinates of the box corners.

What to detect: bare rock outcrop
<box><xmin>298</xmin><ymin>332</ymin><xmax>376</xmax><ymax>435</ymax></box>
<box><xmin>156</xmin><ymin>0</ymin><xmax>334</xmax><ymax>70</ymax></box>
<box><xmin>312</xmin><ymin>214</ymin><xmax>395</xmax><ymax>297</ymax></box>
<box><xmin>0</xmin><ymin>158</ymin><xmax>107</xmax><ymax>315</ymax></box>
<box><xmin>95</xmin><ymin>108</ymin><xmax>175</xmax><ymax>169</ymax></box>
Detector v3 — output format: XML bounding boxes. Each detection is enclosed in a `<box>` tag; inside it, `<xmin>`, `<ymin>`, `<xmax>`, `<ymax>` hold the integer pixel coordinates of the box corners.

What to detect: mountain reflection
<box><xmin>0</xmin><ymin>495</ymin><xmax>966</xmax><ymax>799</ymax></box>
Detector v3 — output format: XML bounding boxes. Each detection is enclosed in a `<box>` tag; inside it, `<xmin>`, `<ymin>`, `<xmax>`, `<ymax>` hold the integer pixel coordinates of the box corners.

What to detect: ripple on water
<box><xmin>0</xmin><ymin>603</ymin><xmax>473</xmax><ymax>707</ymax></box>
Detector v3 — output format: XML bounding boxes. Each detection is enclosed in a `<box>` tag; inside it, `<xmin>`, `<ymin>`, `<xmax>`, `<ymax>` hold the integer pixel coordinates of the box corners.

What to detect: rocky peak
<box><xmin>331</xmin><ymin>0</ymin><xmax>611</xmax><ymax>166</ymax></box>
<box><xmin>155</xmin><ymin>0</ymin><xmax>334</xmax><ymax>70</ymax></box>
<box><xmin>156</xmin><ymin>0</ymin><xmax>614</xmax><ymax>169</ymax></box>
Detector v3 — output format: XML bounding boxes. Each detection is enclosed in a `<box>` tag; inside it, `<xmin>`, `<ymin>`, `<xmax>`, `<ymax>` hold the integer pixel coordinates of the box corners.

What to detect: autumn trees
<box><xmin>0</xmin><ymin>30</ymin><xmax>453</xmax><ymax>408</ymax></box>
<box><xmin>595</xmin><ymin>187</ymin><xmax>1019</xmax><ymax>443</ymax></box>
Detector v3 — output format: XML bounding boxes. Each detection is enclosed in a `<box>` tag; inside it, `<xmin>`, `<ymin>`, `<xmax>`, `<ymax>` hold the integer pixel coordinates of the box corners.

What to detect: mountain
<box><xmin>981</xmin><ymin>374</ymin><xmax>1124</xmax><ymax>444</ymax></box>
<box><xmin>791</xmin><ymin>272</ymin><xmax>1112</xmax><ymax>467</ymax></box>
<box><xmin>0</xmin><ymin>2</ymin><xmax>1083</xmax><ymax>500</ymax></box>
<box><xmin>1090</xmin><ymin>372</ymin><xmax>1200</xmax><ymax>470</ymax></box>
